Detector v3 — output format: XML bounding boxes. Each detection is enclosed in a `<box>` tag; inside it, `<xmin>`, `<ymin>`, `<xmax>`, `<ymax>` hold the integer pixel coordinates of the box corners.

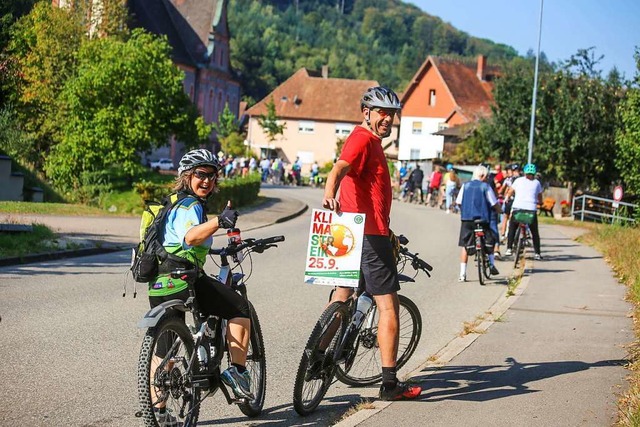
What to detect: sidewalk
<box><xmin>0</xmin><ymin>189</ymin><xmax>307</xmax><ymax>266</ymax></box>
<box><xmin>339</xmin><ymin>223</ymin><xmax>633</xmax><ymax>427</ymax></box>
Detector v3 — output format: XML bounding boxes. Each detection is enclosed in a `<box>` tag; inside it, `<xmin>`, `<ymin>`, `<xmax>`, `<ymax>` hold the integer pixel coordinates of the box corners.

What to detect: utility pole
<box><xmin>527</xmin><ymin>0</ymin><xmax>544</xmax><ymax>165</ymax></box>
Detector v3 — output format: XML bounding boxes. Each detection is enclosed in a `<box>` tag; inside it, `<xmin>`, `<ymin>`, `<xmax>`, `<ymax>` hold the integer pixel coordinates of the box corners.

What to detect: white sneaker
<box><xmin>505</xmin><ymin>248</ymin><xmax>513</xmax><ymax>256</ymax></box>
<box><xmin>458</xmin><ymin>275</ymin><xmax>466</xmax><ymax>282</ymax></box>
<box><xmin>534</xmin><ymin>253</ymin><xmax>543</xmax><ymax>260</ymax></box>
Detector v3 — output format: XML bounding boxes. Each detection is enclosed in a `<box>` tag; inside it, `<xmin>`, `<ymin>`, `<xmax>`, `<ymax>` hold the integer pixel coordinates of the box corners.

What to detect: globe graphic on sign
<box><xmin>321</xmin><ymin>224</ymin><xmax>355</xmax><ymax>257</ymax></box>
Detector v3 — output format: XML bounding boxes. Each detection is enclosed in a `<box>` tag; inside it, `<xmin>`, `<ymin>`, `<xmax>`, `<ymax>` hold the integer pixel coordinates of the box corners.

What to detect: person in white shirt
<box><xmin>504</xmin><ymin>163</ymin><xmax>544</xmax><ymax>260</ymax></box>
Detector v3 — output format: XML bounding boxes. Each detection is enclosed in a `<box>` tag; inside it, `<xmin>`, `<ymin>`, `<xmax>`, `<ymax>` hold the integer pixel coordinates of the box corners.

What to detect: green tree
<box><xmin>615</xmin><ymin>48</ymin><xmax>640</xmax><ymax>197</ymax></box>
<box><xmin>257</xmin><ymin>97</ymin><xmax>286</xmax><ymax>145</ymax></box>
<box><xmin>46</xmin><ymin>29</ymin><xmax>206</xmax><ymax>191</ymax></box>
<box><xmin>213</xmin><ymin>103</ymin><xmax>245</xmax><ymax>156</ymax></box>
<box><xmin>7</xmin><ymin>2</ymin><xmax>85</xmax><ymax>170</ymax></box>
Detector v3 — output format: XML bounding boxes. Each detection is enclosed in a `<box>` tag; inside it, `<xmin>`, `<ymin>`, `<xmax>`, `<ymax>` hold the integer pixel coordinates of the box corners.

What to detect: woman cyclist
<box><xmin>146</xmin><ymin>149</ymin><xmax>254</xmax><ymax>423</ymax></box>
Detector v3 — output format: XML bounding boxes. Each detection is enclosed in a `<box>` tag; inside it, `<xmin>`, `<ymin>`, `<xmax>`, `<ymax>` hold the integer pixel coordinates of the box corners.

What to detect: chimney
<box><xmin>322</xmin><ymin>65</ymin><xmax>329</xmax><ymax>79</ymax></box>
<box><xmin>476</xmin><ymin>55</ymin><xmax>486</xmax><ymax>81</ymax></box>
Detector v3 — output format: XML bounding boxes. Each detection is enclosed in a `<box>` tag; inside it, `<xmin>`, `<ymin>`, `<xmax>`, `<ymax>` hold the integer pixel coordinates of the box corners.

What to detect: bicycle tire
<box><xmin>293</xmin><ymin>302</ymin><xmax>349</xmax><ymax>416</ymax></box>
<box><xmin>513</xmin><ymin>227</ymin><xmax>523</xmax><ymax>269</ymax></box>
<box><xmin>476</xmin><ymin>249</ymin><xmax>485</xmax><ymax>286</ymax></box>
<box><xmin>238</xmin><ymin>302</ymin><xmax>266</xmax><ymax>417</ymax></box>
<box><xmin>138</xmin><ymin>316</ymin><xmax>200</xmax><ymax>427</ymax></box>
<box><xmin>334</xmin><ymin>294</ymin><xmax>422</xmax><ymax>386</ymax></box>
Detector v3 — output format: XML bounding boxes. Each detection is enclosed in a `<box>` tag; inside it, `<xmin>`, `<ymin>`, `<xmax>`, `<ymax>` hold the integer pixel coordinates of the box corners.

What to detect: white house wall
<box><xmin>399</xmin><ymin>116</ymin><xmax>445</xmax><ymax>160</ymax></box>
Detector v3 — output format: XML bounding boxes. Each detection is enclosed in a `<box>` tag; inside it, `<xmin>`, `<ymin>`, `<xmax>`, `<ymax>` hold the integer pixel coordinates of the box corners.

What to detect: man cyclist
<box><xmin>407</xmin><ymin>164</ymin><xmax>425</xmax><ymax>203</ymax></box>
<box><xmin>455</xmin><ymin>164</ymin><xmax>502</xmax><ymax>282</ymax></box>
<box><xmin>322</xmin><ymin>86</ymin><xmax>421</xmax><ymax>401</ymax></box>
<box><xmin>425</xmin><ymin>165</ymin><xmax>443</xmax><ymax>207</ymax></box>
<box><xmin>505</xmin><ymin>163</ymin><xmax>544</xmax><ymax>260</ymax></box>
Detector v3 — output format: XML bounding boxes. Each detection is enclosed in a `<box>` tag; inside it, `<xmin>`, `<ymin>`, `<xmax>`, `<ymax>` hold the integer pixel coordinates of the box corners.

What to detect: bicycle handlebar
<box><xmin>209</xmin><ymin>235</ymin><xmax>285</xmax><ymax>257</ymax></box>
<box><xmin>399</xmin><ymin>246</ymin><xmax>433</xmax><ymax>277</ymax></box>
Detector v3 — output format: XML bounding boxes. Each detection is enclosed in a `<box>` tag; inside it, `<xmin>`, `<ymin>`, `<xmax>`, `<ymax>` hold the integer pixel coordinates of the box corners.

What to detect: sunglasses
<box><xmin>193</xmin><ymin>170</ymin><xmax>217</xmax><ymax>181</ymax></box>
<box><xmin>373</xmin><ymin>108</ymin><xmax>396</xmax><ymax>118</ymax></box>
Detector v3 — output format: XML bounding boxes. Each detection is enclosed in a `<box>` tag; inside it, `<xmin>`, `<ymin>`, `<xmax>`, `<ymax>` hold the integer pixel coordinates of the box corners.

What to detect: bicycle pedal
<box><xmin>232</xmin><ymin>397</ymin><xmax>249</xmax><ymax>405</ymax></box>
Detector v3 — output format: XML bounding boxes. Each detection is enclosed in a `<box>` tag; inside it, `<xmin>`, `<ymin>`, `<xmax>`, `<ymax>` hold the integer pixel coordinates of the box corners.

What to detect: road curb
<box><xmin>0</xmin><ymin>246</ymin><xmax>126</xmax><ymax>267</ymax></box>
<box><xmin>334</xmin><ymin>258</ymin><xmax>534</xmax><ymax>427</ymax></box>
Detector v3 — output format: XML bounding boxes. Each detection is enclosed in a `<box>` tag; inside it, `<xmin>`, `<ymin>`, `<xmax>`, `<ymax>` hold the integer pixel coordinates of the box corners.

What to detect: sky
<box><xmin>408</xmin><ymin>0</ymin><xmax>640</xmax><ymax>79</ymax></box>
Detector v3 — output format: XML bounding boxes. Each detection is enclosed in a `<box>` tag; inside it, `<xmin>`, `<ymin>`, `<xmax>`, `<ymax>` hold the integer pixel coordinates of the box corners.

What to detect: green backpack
<box><xmin>130</xmin><ymin>192</ymin><xmax>197</xmax><ymax>283</ymax></box>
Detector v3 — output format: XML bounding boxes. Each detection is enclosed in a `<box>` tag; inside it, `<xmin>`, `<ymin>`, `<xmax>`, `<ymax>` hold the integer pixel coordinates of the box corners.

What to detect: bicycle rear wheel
<box><xmin>138</xmin><ymin>316</ymin><xmax>200</xmax><ymax>427</ymax></box>
<box><xmin>238</xmin><ymin>302</ymin><xmax>266</xmax><ymax>417</ymax></box>
<box><xmin>293</xmin><ymin>302</ymin><xmax>349</xmax><ymax>416</ymax></box>
<box><xmin>513</xmin><ymin>227</ymin><xmax>523</xmax><ymax>268</ymax></box>
<box><xmin>334</xmin><ymin>294</ymin><xmax>422</xmax><ymax>386</ymax></box>
<box><xmin>476</xmin><ymin>250</ymin><xmax>486</xmax><ymax>286</ymax></box>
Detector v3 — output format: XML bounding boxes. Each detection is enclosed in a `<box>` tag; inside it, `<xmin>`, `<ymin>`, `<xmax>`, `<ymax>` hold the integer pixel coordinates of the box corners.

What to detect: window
<box><xmin>410</xmin><ymin>149</ymin><xmax>420</xmax><ymax>160</ymax></box>
<box><xmin>335</xmin><ymin>123</ymin><xmax>353</xmax><ymax>136</ymax></box>
<box><xmin>429</xmin><ymin>89</ymin><xmax>436</xmax><ymax>106</ymax></box>
<box><xmin>298</xmin><ymin>120</ymin><xmax>315</xmax><ymax>133</ymax></box>
<box><xmin>412</xmin><ymin>121</ymin><xmax>422</xmax><ymax>135</ymax></box>
<box><xmin>438</xmin><ymin>122</ymin><xmax>448</xmax><ymax>131</ymax></box>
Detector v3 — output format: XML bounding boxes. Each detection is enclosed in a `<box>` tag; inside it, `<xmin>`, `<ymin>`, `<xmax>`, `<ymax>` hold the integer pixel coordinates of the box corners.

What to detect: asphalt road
<box><xmin>0</xmin><ymin>187</ymin><xmax>512</xmax><ymax>426</ymax></box>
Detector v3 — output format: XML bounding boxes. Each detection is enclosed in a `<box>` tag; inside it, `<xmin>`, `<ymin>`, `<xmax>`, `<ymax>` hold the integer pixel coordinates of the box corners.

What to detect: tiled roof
<box><xmin>246</xmin><ymin>68</ymin><xmax>379</xmax><ymax>123</ymax></box>
<box><xmin>402</xmin><ymin>56</ymin><xmax>500</xmax><ymax>122</ymax></box>
<box><xmin>434</xmin><ymin>57</ymin><xmax>498</xmax><ymax>120</ymax></box>
<box><xmin>129</xmin><ymin>0</ymin><xmax>226</xmax><ymax>66</ymax></box>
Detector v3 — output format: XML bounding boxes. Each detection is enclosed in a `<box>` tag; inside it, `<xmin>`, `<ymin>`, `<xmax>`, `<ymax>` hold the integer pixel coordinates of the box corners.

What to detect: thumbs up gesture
<box><xmin>217</xmin><ymin>200</ymin><xmax>238</xmax><ymax>229</ymax></box>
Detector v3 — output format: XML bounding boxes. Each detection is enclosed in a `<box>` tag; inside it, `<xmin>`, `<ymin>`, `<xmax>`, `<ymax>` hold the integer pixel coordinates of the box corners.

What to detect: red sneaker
<box><xmin>379</xmin><ymin>381</ymin><xmax>422</xmax><ymax>401</ymax></box>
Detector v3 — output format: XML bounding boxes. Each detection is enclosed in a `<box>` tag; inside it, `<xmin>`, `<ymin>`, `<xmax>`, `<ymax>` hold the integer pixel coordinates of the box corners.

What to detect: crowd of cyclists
<box><xmin>395</xmin><ymin>161</ymin><xmax>545</xmax><ymax>262</ymax></box>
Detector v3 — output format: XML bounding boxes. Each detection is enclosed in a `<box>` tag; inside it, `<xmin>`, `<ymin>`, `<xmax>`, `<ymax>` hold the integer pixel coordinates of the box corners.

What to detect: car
<box><xmin>149</xmin><ymin>158</ymin><xmax>174</xmax><ymax>171</ymax></box>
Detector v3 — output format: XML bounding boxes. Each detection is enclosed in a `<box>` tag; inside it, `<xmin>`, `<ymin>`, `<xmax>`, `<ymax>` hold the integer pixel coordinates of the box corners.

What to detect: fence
<box><xmin>572</xmin><ymin>194</ymin><xmax>637</xmax><ymax>224</ymax></box>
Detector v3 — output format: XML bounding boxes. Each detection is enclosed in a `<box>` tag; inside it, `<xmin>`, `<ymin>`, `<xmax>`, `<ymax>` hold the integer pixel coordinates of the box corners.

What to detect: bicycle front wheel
<box><xmin>334</xmin><ymin>294</ymin><xmax>422</xmax><ymax>386</ymax></box>
<box><xmin>293</xmin><ymin>302</ymin><xmax>349</xmax><ymax>416</ymax></box>
<box><xmin>238</xmin><ymin>302</ymin><xmax>266</xmax><ymax>417</ymax></box>
<box><xmin>138</xmin><ymin>315</ymin><xmax>200</xmax><ymax>427</ymax></box>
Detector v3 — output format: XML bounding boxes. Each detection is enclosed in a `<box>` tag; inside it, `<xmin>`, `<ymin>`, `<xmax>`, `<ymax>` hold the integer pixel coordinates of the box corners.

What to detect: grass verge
<box><xmin>0</xmin><ymin>224</ymin><xmax>59</xmax><ymax>258</ymax></box>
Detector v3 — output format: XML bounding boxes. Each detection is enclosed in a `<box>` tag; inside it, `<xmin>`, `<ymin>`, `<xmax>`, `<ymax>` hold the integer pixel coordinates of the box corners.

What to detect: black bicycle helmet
<box><xmin>178</xmin><ymin>149</ymin><xmax>221</xmax><ymax>175</ymax></box>
<box><xmin>360</xmin><ymin>86</ymin><xmax>402</xmax><ymax>112</ymax></box>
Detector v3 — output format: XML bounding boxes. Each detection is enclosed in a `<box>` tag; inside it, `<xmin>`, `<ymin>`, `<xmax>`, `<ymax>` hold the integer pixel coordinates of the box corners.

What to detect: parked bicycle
<box><xmin>511</xmin><ymin>210</ymin><xmax>535</xmax><ymax>268</ymax></box>
<box><xmin>136</xmin><ymin>233</ymin><xmax>284</xmax><ymax>427</ymax></box>
<box><xmin>292</xmin><ymin>235</ymin><xmax>432</xmax><ymax>416</ymax></box>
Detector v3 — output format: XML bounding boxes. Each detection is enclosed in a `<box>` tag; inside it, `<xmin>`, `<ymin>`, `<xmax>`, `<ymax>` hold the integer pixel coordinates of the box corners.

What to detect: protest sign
<box><xmin>304</xmin><ymin>209</ymin><xmax>365</xmax><ymax>287</ymax></box>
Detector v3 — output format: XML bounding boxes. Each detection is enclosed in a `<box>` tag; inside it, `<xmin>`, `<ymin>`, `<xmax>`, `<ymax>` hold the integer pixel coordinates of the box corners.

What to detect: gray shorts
<box><xmin>358</xmin><ymin>234</ymin><xmax>400</xmax><ymax>296</ymax></box>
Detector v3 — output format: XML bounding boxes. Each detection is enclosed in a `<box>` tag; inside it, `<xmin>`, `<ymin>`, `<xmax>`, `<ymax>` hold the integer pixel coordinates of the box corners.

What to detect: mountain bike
<box><xmin>136</xmin><ymin>233</ymin><xmax>284</xmax><ymax>427</ymax></box>
<box><xmin>512</xmin><ymin>210</ymin><xmax>535</xmax><ymax>268</ymax></box>
<box><xmin>292</xmin><ymin>235</ymin><xmax>433</xmax><ymax>416</ymax></box>
<box><xmin>469</xmin><ymin>220</ymin><xmax>493</xmax><ymax>286</ymax></box>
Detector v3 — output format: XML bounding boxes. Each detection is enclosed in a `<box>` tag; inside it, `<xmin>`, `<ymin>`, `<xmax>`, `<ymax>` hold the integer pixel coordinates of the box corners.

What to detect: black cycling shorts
<box><xmin>357</xmin><ymin>234</ymin><xmax>400</xmax><ymax>296</ymax></box>
<box><xmin>458</xmin><ymin>221</ymin><xmax>497</xmax><ymax>254</ymax></box>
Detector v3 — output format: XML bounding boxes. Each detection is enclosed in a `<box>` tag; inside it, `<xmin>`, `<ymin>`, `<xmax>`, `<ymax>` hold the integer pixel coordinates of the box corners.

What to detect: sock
<box><xmin>232</xmin><ymin>363</ymin><xmax>246</xmax><ymax>373</ymax></box>
<box><xmin>460</xmin><ymin>263</ymin><xmax>467</xmax><ymax>277</ymax></box>
<box><xmin>382</xmin><ymin>366</ymin><xmax>397</xmax><ymax>389</ymax></box>
<box><xmin>488</xmin><ymin>254</ymin><xmax>495</xmax><ymax>265</ymax></box>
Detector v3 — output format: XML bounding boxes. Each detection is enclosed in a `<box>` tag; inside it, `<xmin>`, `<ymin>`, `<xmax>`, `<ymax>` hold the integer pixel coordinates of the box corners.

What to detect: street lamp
<box><xmin>527</xmin><ymin>0</ymin><xmax>544</xmax><ymax>165</ymax></box>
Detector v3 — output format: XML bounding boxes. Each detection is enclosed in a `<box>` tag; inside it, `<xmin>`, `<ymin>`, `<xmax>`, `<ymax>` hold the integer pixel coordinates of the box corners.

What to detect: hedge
<box><xmin>133</xmin><ymin>173</ymin><xmax>261</xmax><ymax>214</ymax></box>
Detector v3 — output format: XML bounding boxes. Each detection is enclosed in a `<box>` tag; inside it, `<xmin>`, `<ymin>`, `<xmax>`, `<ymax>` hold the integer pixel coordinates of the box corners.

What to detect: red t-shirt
<box><xmin>338</xmin><ymin>126</ymin><xmax>392</xmax><ymax>236</ymax></box>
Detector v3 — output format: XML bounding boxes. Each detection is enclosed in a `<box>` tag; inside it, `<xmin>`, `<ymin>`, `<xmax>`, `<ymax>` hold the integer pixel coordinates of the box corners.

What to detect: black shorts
<box><xmin>357</xmin><ymin>234</ymin><xmax>400</xmax><ymax>296</ymax></box>
<box><xmin>504</xmin><ymin>199</ymin><xmax>514</xmax><ymax>215</ymax></box>
<box><xmin>458</xmin><ymin>221</ymin><xmax>497</xmax><ymax>254</ymax></box>
<box><xmin>149</xmin><ymin>275</ymin><xmax>251</xmax><ymax>320</ymax></box>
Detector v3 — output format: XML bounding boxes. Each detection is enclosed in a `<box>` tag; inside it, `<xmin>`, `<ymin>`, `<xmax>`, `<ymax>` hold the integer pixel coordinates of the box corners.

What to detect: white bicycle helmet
<box><xmin>178</xmin><ymin>149</ymin><xmax>221</xmax><ymax>175</ymax></box>
<box><xmin>360</xmin><ymin>86</ymin><xmax>402</xmax><ymax>112</ymax></box>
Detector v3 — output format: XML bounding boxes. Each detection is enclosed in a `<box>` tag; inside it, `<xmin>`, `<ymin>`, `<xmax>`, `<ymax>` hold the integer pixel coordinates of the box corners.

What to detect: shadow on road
<box><xmin>410</xmin><ymin>357</ymin><xmax>626</xmax><ymax>403</ymax></box>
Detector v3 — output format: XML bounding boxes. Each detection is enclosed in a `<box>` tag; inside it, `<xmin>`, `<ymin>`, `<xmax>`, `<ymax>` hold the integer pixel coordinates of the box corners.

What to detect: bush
<box><xmin>133</xmin><ymin>173</ymin><xmax>261</xmax><ymax>214</ymax></box>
